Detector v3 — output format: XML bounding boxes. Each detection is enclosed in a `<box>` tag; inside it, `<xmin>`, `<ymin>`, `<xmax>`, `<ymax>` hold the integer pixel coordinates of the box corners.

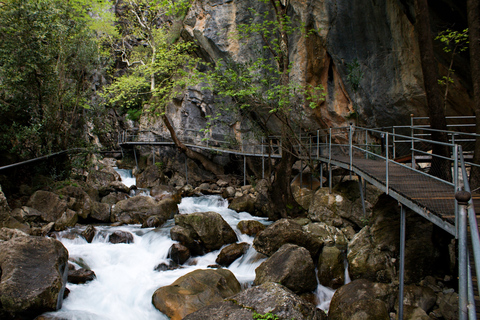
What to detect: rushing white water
<box><xmin>43</xmin><ymin>195</ymin><xmax>269</xmax><ymax>320</ymax></box>
<box><xmin>115</xmin><ymin>168</ymin><xmax>136</xmax><ymax>188</ymax></box>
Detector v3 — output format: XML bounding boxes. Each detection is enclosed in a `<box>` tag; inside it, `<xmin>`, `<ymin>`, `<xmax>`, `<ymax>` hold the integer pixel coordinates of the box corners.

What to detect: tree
<box><xmin>104</xmin><ymin>0</ymin><xmax>224</xmax><ymax>175</ymax></box>
<box><xmin>467</xmin><ymin>0</ymin><xmax>480</xmax><ymax>190</ymax></box>
<box><xmin>414</xmin><ymin>0</ymin><xmax>451</xmax><ymax>181</ymax></box>
<box><xmin>0</xmin><ymin>0</ymin><xmax>113</xmax><ymax>164</ymax></box>
<box><xmin>204</xmin><ymin>0</ymin><xmax>325</xmax><ymax>220</ymax></box>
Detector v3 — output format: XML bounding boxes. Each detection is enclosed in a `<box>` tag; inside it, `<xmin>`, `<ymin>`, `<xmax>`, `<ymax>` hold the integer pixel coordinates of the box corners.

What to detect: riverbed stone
<box><xmin>254</xmin><ymin>243</ymin><xmax>317</xmax><ymax>294</ymax></box>
<box><xmin>328</xmin><ymin>279</ymin><xmax>394</xmax><ymax>320</ymax></box>
<box><xmin>228</xmin><ymin>194</ymin><xmax>255</xmax><ymax>213</ymax></box>
<box><xmin>55</xmin><ymin>186</ymin><xmax>93</xmax><ymax>219</ymax></box>
<box><xmin>81</xmin><ymin>225</ymin><xmax>96</xmax><ymax>243</ymax></box>
<box><xmin>215</xmin><ymin>242</ymin><xmax>249</xmax><ymax>267</ymax></box>
<box><xmin>0</xmin><ymin>236</ymin><xmax>68</xmax><ymax>319</ymax></box>
<box><xmin>168</xmin><ymin>243</ymin><xmax>191</xmax><ymax>265</ymax></box>
<box><xmin>184</xmin><ymin>282</ymin><xmax>325</xmax><ymax>320</ymax></box>
<box><xmin>54</xmin><ymin>209</ymin><xmax>78</xmax><ymax>231</ymax></box>
<box><xmin>108</xmin><ymin>230</ymin><xmax>134</xmax><ymax>244</ymax></box>
<box><xmin>152</xmin><ymin>268</ymin><xmax>241</xmax><ymax>320</ymax></box>
<box><xmin>253</xmin><ymin>218</ymin><xmax>323</xmax><ymax>258</ymax></box>
<box><xmin>111</xmin><ymin>195</ymin><xmax>178</xmax><ymax>224</ymax></box>
<box><xmin>317</xmin><ymin>245</ymin><xmax>345</xmax><ymax>289</ymax></box>
<box><xmin>136</xmin><ymin>165</ymin><xmax>165</xmax><ymax>188</ymax></box>
<box><xmin>67</xmin><ymin>264</ymin><xmax>96</xmax><ymax>284</ymax></box>
<box><xmin>174</xmin><ymin>211</ymin><xmax>238</xmax><ymax>252</ymax></box>
<box><xmin>27</xmin><ymin>190</ymin><xmax>68</xmax><ymax>223</ymax></box>
<box><xmin>236</xmin><ymin>220</ymin><xmax>265</xmax><ymax>236</ymax></box>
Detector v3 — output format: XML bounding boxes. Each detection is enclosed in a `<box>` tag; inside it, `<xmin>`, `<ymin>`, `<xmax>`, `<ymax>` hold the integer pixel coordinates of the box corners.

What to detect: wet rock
<box><xmin>55</xmin><ymin>186</ymin><xmax>93</xmax><ymax>219</ymax></box>
<box><xmin>81</xmin><ymin>226</ymin><xmax>96</xmax><ymax>243</ymax></box>
<box><xmin>328</xmin><ymin>279</ymin><xmax>394</xmax><ymax>320</ymax></box>
<box><xmin>111</xmin><ymin>196</ymin><xmax>178</xmax><ymax>224</ymax></box>
<box><xmin>136</xmin><ymin>165</ymin><xmax>165</xmax><ymax>188</ymax></box>
<box><xmin>141</xmin><ymin>215</ymin><xmax>166</xmax><ymax>228</ymax></box>
<box><xmin>27</xmin><ymin>190</ymin><xmax>68</xmax><ymax>223</ymax></box>
<box><xmin>228</xmin><ymin>194</ymin><xmax>255</xmax><ymax>213</ymax></box>
<box><xmin>0</xmin><ymin>236</ymin><xmax>68</xmax><ymax>319</ymax></box>
<box><xmin>67</xmin><ymin>264</ymin><xmax>96</xmax><ymax>284</ymax></box>
<box><xmin>184</xmin><ymin>282</ymin><xmax>325</xmax><ymax>320</ymax></box>
<box><xmin>237</xmin><ymin>220</ymin><xmax>266</xmax><ymax>236</ymax></box>
<box><xmin>215</xmin><ymin>242</ymin><xmax>249</xmax><ymax>267</ymax></box>
<box><xmin>154</xmin><ymin>261</ymin><xmax>179</xmax><ymax>272</ymax></box>
<box><xmin>151</xmin><ymin>185</ymin><xmax>181</xmax><ymax>202</ymax></box>
<box><xmin>90</xmin><ymin>201</ymin><xmax>111</xmax><ymax>222</ymax></box>
<box><xmin>174</xmin><ymin>211</ymin><xmax>238</xmax><ymax>252</ymax></box>
<box><xmin>169</xmin><ymin>243</ymin><xmax>191</xmax><ymax>265</ymax></box>
<box><xmin>101</xmin><ymin>192</ymin><xmax>128</xmax><ymax>205</ymax></box>
<box><xmin>54</xmin><ymin>209</ymin><xmax>78</xmax><ymax>231</ymax></box>
<box><xmin>86</xmin><ymin>170</ymin><xmax>117</xmax><ymax>189</ymax></box>
<box><xmin>436</xmin><ymin>290</ymin><xmax>458</xmax><ymax>320</ymax></box>
<box><xmin>108</xmin><ymin>230</ymin><xmax>134</xmax><ymax>244</ymax></box>
<box><xmin>254</xmin><ymin>244</ymin><xmax>317</xmax><ymax>294</ymax></box>
<box><xmin>152</xmin><ymin>268</ymin><xmax>241</xmax><ymax>320</ymax></box>
<box><xmin>317</xmin><ymin>245</ymin><xmax>345</xmax><ymax>289</ymax></box>
<box><xmin>303</xmin><ymin>222</ymin><xmax>349</xmax><ymax>250</ymax></box>
<box><xmin>253</xmin><ymin>219</ymin><xmax>323</xmax><ymax>258</ymax></box>
<box><xmin>170</xmin><ymin>225</ymin><xmax>204</xmax><ymax>256</ymax></box>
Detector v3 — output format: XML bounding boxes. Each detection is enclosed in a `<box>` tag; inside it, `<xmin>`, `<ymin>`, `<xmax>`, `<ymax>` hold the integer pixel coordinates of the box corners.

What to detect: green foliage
<box><xmin>252</xmin><ymin>311</ymin><xmax>279</xmax><ymax>320</ymax></box>
<box><xmin>346</xmin><ymin>58</ymin><xmax>363</xmax><ymax>92</ymax></box>
<box><xmin>103</xmin><ymin>0</ymin><xmax>198</xmax><ymax>119</ymax></box>
<box><xmin>0</xmin><ymin>0</ymin><xmax>110</xmax><ymax>161</ymax></box>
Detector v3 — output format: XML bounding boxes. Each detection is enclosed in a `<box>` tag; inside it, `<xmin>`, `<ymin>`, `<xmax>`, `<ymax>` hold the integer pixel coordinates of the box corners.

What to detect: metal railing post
<box><xmin>456</xmin><ymin>190</ymin><xmax>471</xmax><ymax>320</ymax></box>
<box><xmin>349</xmin><ymin>125</ymin><xmax>353</xmax><ymax>171</ymax></box>
<box><xmin>386</xmin><ymin>132</ymin><xmax>389</xmax><ymax>195</ymax></box>
<box><xmin>317</xmin><ymin>130</ymin><xmax>320</xmax><ymax>158</ymax></box>
<box><xmin>329</xmin><ymin>128</ymin><xmax>332</xmax><ymax>194</ymax></box>
<box><xmin>398</xmin><ymin>204</ymin><xmax>406</xmax><ymax>320</ymax></box>
<box><xmin>393</xmin><ymin>127</ymin><xmax>396</xmax><ymax>159</ymax></box>
<box><xmin>454</xmin><ymin>144</ymin><xmax>459</xmax><ymax>236</ymax></box>
<box><xmin>411</xmin><ymin>114</ymin><xmax>415</xmax><ymax>169</ymax></box>
<box><xmin>365</xmin><ymin>129</ymin><xmax>368</xmax><ymax>159</ymax></box>
<box><xmin>262</xmin><ymin>137</ymin><xmax>265</xmax><ymax>180</ymax></box>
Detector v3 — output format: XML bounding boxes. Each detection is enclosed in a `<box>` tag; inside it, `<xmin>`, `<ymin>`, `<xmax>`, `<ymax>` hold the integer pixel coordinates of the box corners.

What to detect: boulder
<box><xmin>328</xmin><ymin>279</ymin><xmax>394</xmax><ymax>320</ymax></box>
<box><xmin>55</xmin><ymin>186</ymin><xmax>92</xmax><ymax>219</ymax></box>
<box><xmin>54</xmin><ymin>209</ymin><xmax>78</xmax><ymax>231</ymax></box>
<box><xmin>253</xmin><ymin>219</ymin><xmax>323</xmax><ymax>258</ymax></box>
<box><xmin>0</xmin><ymin>236</ymin><xmax>68</xmax><ymax>319</ymax></box>
<box><xmin>150</xmin><ymin>185</ymin><xmax>181</xmax><ymax>202</ymax></box>
<box><xmin>136</xmin><ymin>165</ymin><xmax>165</xmax><ymax>188</ymax></box>
<box><xmin>184</xmin><ymin>282</ymin><xmax>325</xmax><ymax>320</ymax></box>
<box><xmin>237</xmin><ymin>220</ymin><xmax>266</xmax><ymax>236</ymax></box>
<box><xmin>108</xmin><ymin>230</ymin><xmax>134</xmax><ymax>244</ymax></box>
<box><xmin>228</xmin><ymin>194</ymin><xmax>255</xmax><ymax>213</ymax></box>
<box><xmin>86</xmin><ymin>170</ymin><xmax>117</xmax><ymax>189</ymax></box>
<box><xmin>81</xmin><ymin>225</ymin><xmax>96</xmax><ymax>243</ymax></box>
<box><xmin>168</xmin><ymin>243</ymin><xmax>190</xmax><ymax>265</ymax></box>
<box><xmin>170</xmin><ymin>225</ymin><xmax>204</xmax><ymax>256</ymax></box>
<box><xmin>436</xmin><ymin>290</ymin><xmax>458</xmax><ymax>320</ymax></box>
<box><xmin>141</xmin><ymin>215</ymin><xmax>167</xmax><ymax>228</ymax></box>
<box><xmin>0</xmin><ymin>227</ymin><xmax>29</xmax><ymax>241</ymax></box>
<box><xmin>152</xmin><ymin>268</ymin><xmax>241</xmax><ymax>320</ymax></box>
<box><xmin>27</xmin><ymin>190</ymin><xmax>68</xmax><ymax>222</ymax></box>
<box><xmin>0</xmin><ymin>184</ymin><xmax>10</xmax><ymax>212</ymax></box>
<box><xmin>101</xmin><ymin>192</ymin><xmax>128</xmax><ymax>205</ymax></box>
<box><xmin>396</xmin><ymin>284</ymin><xmax>436</xmax><ymax>314</ymax></box>
<box><xmin>11</xmin><ymin>206</ymin><xmax>44</xmax><ymax>224</ymax></box>
<box><xmin>67</xmin><ymin>264</ymin><xmax>96</xmax><ymax>284</ymax></box>
<box><xmin>215</xmin><ymin>242</ymin><xmax>249</xmax><ymax>267</ymax></box>
<box><xmin>317</xmin><ymin>245</ymin><xmax>345</xmax><ymax>289</ymax></box>
<box><xmin>254</xmin><ymin>244</ymin><xmax>317</xmax><ymax>294</ymax></box>
<box><xmin>90</xmin><ymin>201</ymin><xmax>111</xmax><ymax>222</ymax></box>
<box><xmin>173</xmin><ymin>212</ymin><xmax>238</xmax><ymax>252</ymax></box>
<box><xmin>111</xmin><ymin>196</ymin><xmax>178</xmax><ymax>224</ymax></box>
<box><xmin>303</xmin><ymin>222</ymin><xmax>349</xmax><ymax>250</ymax></box>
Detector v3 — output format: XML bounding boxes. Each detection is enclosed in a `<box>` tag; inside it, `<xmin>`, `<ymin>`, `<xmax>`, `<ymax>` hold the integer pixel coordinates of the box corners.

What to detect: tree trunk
<box><xmin>162</xmin><ymin>114</ymin><xmax>224</xmax><ymax>176</ymax></box>
<box><xmin>414</xmin><ymin>0</ymin><xmax>451</xmax><ymax>181</ymax></box>
<box><xmin>467</xmin><ymin>0</ymin><xmax>480</xmax><ymax>190</ymax></box>
<box><xmin>267</xmin><ymin>129</ymin><xmax>304</xmax><ymax>220</ymax></box>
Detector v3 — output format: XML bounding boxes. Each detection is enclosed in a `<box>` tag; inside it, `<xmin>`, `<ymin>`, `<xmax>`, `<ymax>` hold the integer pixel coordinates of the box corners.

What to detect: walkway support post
<box><xmin>329</xmin><ymin>128</ymin><xmax>332</xmax><ymax>194</ymax></box>
<box><xmin>411</xmin><ymin>114</ymin><xmax>416</xmax><ymax>169</ymax></box>
<box><xmin>358</xmin><ymin>175</ymin><xmax>366</xmax><ymax>218</ymax></box>
<box><xmin>398</xmin><ymin>204</ymin><xmax>406</xmax><ymax>320</ymax></box>
<box><xmin>262</xmin><ymin>137</ymin><xmax>265</xmax><ymax>180</ymax></box>
<box><xmin>385</xmin><ymin>132</ymin><xmax>389</xmax><ymax>195</ymax></box>
<box><xmin>349</xmin><ymin>125</ymin><xmax>353</xmax><ymax>171</ymax></box>
<box><xmin>456</xmin><ymin>190</ymin><xmax>471</xmax><ymax>320</ymax></box>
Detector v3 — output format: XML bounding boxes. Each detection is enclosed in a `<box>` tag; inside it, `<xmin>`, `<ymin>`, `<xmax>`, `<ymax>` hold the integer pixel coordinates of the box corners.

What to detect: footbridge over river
<box><xmin>119</xmin><ymin>122</ymin><xmax>480</xmax><ymax>320</ymax></box>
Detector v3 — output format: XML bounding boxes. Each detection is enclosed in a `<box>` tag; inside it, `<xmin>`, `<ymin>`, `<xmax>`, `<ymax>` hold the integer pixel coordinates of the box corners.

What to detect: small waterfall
<box><xmin>44</xmin><ymin>195</ymin><xmax>268</xmax><ymax>320</ymax></box>
<box><xmin>115</xmin><ymin>168</ymin><xmax>136</xmax><ymax>188</ymax></box>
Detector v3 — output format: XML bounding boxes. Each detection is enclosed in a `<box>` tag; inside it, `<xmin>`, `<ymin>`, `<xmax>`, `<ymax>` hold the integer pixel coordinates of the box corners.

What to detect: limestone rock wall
<box><xmin>140</xmin><ymin>0</ymin><xmax>472</xmax><ymax>142</ymax></box>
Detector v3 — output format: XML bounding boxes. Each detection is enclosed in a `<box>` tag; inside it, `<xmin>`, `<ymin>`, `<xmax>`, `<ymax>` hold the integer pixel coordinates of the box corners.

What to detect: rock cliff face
<box><xmin>139</xmin><ymin>0</ymin><xmax>472</xmax><ymax>140</ymax></box>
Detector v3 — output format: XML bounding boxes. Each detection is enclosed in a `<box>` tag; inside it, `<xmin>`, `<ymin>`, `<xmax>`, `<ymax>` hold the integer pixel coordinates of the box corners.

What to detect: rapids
<box><xmin>42</xmin><ymin>170</ymin><xmax>337</xmax><ymax>319</ymax></box>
